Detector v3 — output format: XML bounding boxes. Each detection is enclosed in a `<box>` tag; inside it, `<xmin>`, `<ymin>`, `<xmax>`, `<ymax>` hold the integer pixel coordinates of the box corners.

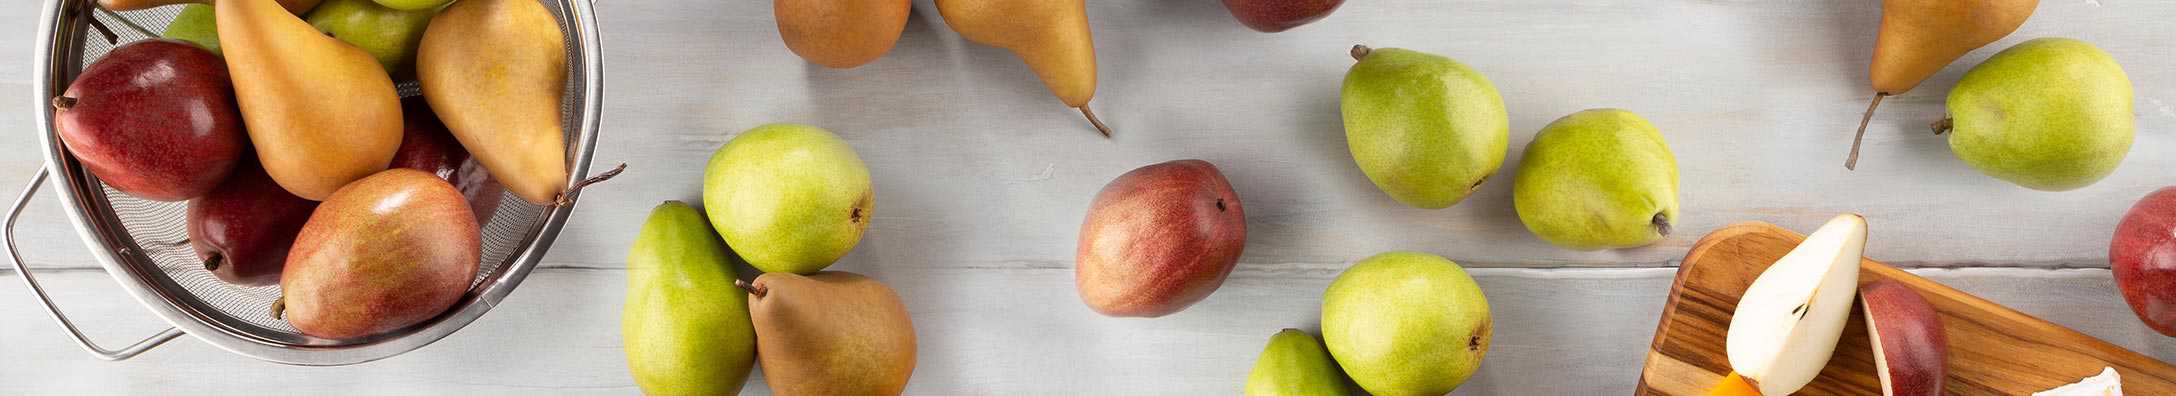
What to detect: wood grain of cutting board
<box><xmin>1635</xmin><ymin>221</ymin><xmax>2176</xmax><ymax>395</ymax></box>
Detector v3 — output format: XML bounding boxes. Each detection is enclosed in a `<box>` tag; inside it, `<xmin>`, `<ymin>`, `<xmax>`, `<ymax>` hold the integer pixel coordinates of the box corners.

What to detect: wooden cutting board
<box><xmin>1636</xmin><ymin>221</ymin><xmax>2176</xmax><ymax>395</ymax></box>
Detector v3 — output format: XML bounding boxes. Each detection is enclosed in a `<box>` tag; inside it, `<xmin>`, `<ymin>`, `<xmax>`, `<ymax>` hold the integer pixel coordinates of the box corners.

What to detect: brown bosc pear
<box><xmin>218</xmin><ymin>0</ymin><xmax>401</xmax><ymax>201</ymax></box>
<box><xmin>935</xmin><ymin>0</ymin><xmax>1111</xmax><ymax>138</ymax></box>
<box><xmin>103</xmin><ymin>0</ymin><xmax>320</xmax><ymax>14</ymax></box>
<box><xmin>1844</xmin><ymin>0</ymin><xmax>2036</xmax><ymax>169</ymax></box>
<box><xmin>419</xmin><ymin>0</ymin><xmax>572</xmax><ymax>205</ymax></box>
<box><xmin>739</xmin><ymin>271</ymin><xmax>917</xmax><ymax>395</ymax></box>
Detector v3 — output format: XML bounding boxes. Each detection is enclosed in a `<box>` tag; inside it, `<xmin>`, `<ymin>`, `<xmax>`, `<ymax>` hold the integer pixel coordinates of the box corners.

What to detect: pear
<box><xmin>1715</xmin><ymin>214</ymin><xmax>1867</xmax><ymax>396</ymax></box>
<box><xmin>219</xmin><ymin>0</ymin><xmax>402</xmax><ymax>201</ymax></box>
<box><xmin>1511</xmin><ymin>109</ymin><xmax>1679</xmax><ymax>250</ymax></box>
<box><xmin>1846</xmin><ymin>0</ymin><xmax>2036</xmax><ymax>169</ymax></box>
<box><xmin>306</xmin><ymin>0</ymin><xmax>439</xmax><ymax>76</ymax></box>
<box><xmin>1938</xmin><ymin>38</ymin><xmax>2132</xmax><ymax>191</ymax></box>
<box><xmin>1075</xmin><ymin>160</ymin><xmax>1246</xmax><ymax>318</ymax></box>
<box><xmin>1245</xmin><ymin>329</ymin><xmax>1352</xmax><ymax>396</ymax></box>
<box><xmin>704</xmin><ymin>124</ymin><xmax>873</xmax><ymax>275</ymax></box>
<box><xmin>1321</xmin><ymin>252</ymin><xmax>1490</xmax><ymax>396</ymax></box>
<box><xmin>935</xmin><ymin>0</ymin><xmax>1110</xmax><ymax>137</ymax></box>
<box><xmin>280</xmin><ymin>169</ymin><xmax>479</xmax><ymax>340</ymax></box>
<box><xmin>742</xmin><ymin>271</ymin><xmax>917</xmax><ymax>395</ymax></box>
<box><xmin>162</xmin><ymin>4</ymin><xmax>222</xmax><ymax>56</ymax></box>
<box><xmin>372</xmin><ymin>0</ymin><xmax>449</xmax><ymax>11</ymax></box>
<box><xmin>775</xmin><ymin>0</ymin><xmax>910</xmax><ymax>68</ymax></box>
<box><xmin>1341</xmin><ymin>45</ymin><xmax>1508</xmax><ymax>209</ymax></box>
<box><xmin>623</xmin><ymin>202</ymin><xmax>757</xmax><ymax>396</ymax></box>
<box><xmin>104</xmin><ymin>0</ymin><xmax>320</xmax><ymax>14</ymax></box>
<box><xmin>419</xmin><ymin>0</ymin><xmax>570</xmax><ymax>205</ymax></box>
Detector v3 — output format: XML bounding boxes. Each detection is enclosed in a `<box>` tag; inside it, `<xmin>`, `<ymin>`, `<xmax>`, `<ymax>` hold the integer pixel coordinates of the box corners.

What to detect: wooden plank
<box><xmin>3</xmin><ymin>0</ymin><xmax>2176</xmax><ymax>271</ymax></box>
<box><xmin>0</xmin><ymin>267</ymin><xmax>1671</xmax><ymax>394</ymax></box>
<box><xmin>1638</xmin><ymin>222</ymin><xmax>2176</xmax><ymax>395</ymax></box>
<box><xmin>5</xmin><ymin>266</ymin><xmax>2170</xmax><ymax>394</ymax></box>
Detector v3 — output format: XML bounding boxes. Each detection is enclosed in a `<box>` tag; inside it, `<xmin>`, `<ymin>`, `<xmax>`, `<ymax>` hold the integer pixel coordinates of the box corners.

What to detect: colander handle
<box><xmin>6</xmin><ymin>167</ymin><xmax>185</xmax><ymax>361</ymax></box>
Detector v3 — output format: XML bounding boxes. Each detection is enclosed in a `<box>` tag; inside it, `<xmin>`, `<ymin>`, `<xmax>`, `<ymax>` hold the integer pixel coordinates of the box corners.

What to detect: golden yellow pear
<box><xmin>418</xmin><ymin>0</ymin><xmax>570</xmax><ymax>205</ymax></box>
<box><xmin>935</xmin><ymin>0</ymin><xmax>1110</xmax><ymax>137</ymax></box>
<box><xmin>105</xmin><ymin>0</ymin><xmax>319</xmax><ymax>14</ymax></box>
<box><xmin>1845</xmin><ymin>0</ymin><xmax>2036</xmax><ymax>169</ymax></box>
<box><xmin>217</xmin><ymin>0</ymin><xmax>401</xmax><ymax>201</ymax></box>
<box><xmin>775</xmin><ymin>0</ymin><xmax>910</xmax><ymax>68</ymax></box>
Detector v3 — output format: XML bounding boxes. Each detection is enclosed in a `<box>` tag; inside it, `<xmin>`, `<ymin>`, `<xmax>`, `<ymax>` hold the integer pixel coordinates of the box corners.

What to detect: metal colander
<box><xmin>7</xmin><ymin>0</ymin><xmax>604</xmax><ymax>365</ymax></box>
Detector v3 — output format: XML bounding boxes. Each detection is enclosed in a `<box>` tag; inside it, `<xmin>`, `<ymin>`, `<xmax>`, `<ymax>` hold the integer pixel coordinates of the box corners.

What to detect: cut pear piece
<box><xmin>1862</xmin><ymin>279</ymin><xmax>1947</xmax><ymax>396</ymax></box>
<box><xmin>1723</xmin><ymin>214</ymin><xmax>1868</xmax><ymax>396</ymax></box>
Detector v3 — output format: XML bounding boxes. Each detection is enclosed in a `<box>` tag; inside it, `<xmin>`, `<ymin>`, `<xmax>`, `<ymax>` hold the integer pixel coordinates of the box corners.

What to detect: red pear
<box><xmin>1859</xmin><ymin>279</ymin><xmax>1947</xmax><ymax>396</ymax></box>
<box><xmin>1220</xmin><ymin>0</ymin><xmax>1344</xmax><ymax>33</ymax></box>
<box><xmin>52</xmin><ymin>39</ymin><xmax>245</xmax><ymax>201</ymax></box>
<box><xmin>1075</xmin><ymin>160</ymin><xmax>1246</xmax><ymax>317</ymax></box>
<box><xmin>280</xmin><ymin>169</ymin><xmax>479</xmax><ymax>340</ymax></box>
<box><xmin>188</xmin><ymin>160</ymin><xmax>318</xmax><ymax>286</ymax></box>
<box><xmin>391</xmin><ymin>99</ymin><xmax>505</xmax><ymax>223</ymax></box>
<box><xmin>2113</xmin><ymin>187</ymin><xmax>2176</xmax><ymax>336</ymax></box>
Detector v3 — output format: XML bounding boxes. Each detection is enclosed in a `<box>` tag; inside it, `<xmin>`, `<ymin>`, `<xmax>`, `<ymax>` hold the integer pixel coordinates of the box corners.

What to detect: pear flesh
<box><xmin>1512</xmin><ymin>109</ymin><xmax>1680</xmax><ymax>250</ymax></box>
<box><xmin>1943</xmin><ymin>37</ymin><xmax>2134</xmax><ymax>192</ymax></box>
<box><xmin>623</xmin><ymin>202</ymin><xmax>757</xmax><ymax>396</ymax></box>
<box><xmin>1341</xmin><ymin>45</ymin><xmax>1509</xmax><ymax>210</ymax></box>
<box><xmin>1724</xmin><ymin>214</ymin><xmax>1868</xmax><ymax>396</ymax></box>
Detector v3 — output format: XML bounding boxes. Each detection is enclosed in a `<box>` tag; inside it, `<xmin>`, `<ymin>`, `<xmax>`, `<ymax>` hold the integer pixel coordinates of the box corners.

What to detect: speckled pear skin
<box><xmin>1341</xmin><ymin>46</ymin><xmax>1508</xmax><ymax>210</ymax></box>
<box><xmin>1512</xmin><ymin>109</ymin><xmax>1679</xmax><ymax>250</ymax></box>
<box><xmin>1321</xmin><ymin>252</ymin><xmax>1491</xmax><ymax>396</ymax></box>
<box><xmin>1945</xmin><ymin>37</ymin><xmax>2134</xmax><ymax>192</ymax></box>
<box><xmin>1245</xmin><ymin>329</ymin><xmax>1353</xmax><ymax>396</ymax></box>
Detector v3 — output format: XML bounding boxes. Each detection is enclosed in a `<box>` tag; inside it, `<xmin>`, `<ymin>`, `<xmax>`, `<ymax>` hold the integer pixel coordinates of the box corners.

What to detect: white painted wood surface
<box><xmin>3</xmin><ymin>0</ymin><xmax>2174</xmax><ymax>394</ymax></box>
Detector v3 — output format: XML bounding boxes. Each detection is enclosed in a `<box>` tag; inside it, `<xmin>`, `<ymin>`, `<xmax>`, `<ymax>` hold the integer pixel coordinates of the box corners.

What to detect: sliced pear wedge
<box><xmin>1719</xmin><ymin>214</ymin><xmax>1868</xmax><ymax>395</ymax></box>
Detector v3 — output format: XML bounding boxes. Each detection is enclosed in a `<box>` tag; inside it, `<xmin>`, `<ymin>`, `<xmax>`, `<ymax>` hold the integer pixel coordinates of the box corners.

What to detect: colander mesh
<box><xmin>60</xmin><ymin>0</ymin><xmax>587</xmax><ymax>346</ymax></box>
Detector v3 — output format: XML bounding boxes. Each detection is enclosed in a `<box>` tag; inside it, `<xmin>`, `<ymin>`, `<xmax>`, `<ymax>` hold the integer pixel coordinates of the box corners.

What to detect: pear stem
<box><xmin>1350</xmin><ymin>45</ymin><xmax>1371</xmax><ymax>61</ymax></box>
<box><xmin>269</xmin><ymin>297</ymin><xmax>285</xmax><ymax>320</ymax></box>
<box><xmin>50</xmin><ymin>96</ymin><xmax>76</xmax><ymax>111</ymax></box>
<box><xmin>552</xmin><ymin>163</ymin><xmax>628</xmax><ymax>206</ymax></box>
<box><xmin>202</xmin><ymin>252</ymin><xmax>223</xmax><ymax>272</ymax></box>
<box><xmin>1078</xmin><ymin>105</ymin><xmax>1112</xmax><ymax>138</ymax></box>
<box><xmin>1930</xmin><ymin>118</ymin><xmax>1954</xmax><ymax>135</ymax></box>
<box><xmin>1652</xmin><ymin>213</ymin><xmax>1673</xmax><ymax>237</ymax></box>
<box><xmin>1845</xmin><ymin>93</ymin><xmax>1886</xmax><ymax>170</ymax></box>
<box><xmin>735</xmin><ymin>279</ymin><xmax>768</xmax><ymax>299</ymax></box>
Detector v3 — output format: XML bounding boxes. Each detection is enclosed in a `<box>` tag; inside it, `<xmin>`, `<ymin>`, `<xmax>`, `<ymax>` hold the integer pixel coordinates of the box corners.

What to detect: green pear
<box><xmin>163</xmin><ymin>5</ymin><xmax>222</xmax><ymax>57</ymax></box>
<box><xmin>372</xmin><ymin>0</ymin><xmax>450</xmax><ymax>11</ymax></box>
<box><xmin>305</xmin><ymin>0</ymin><xmax>437</xmax><ymax>75</ymax></box>
<box><xmin>1340</xmin><ymin>45</ymin><xmax>1508</xmax><ymax>209</ymax></box>
<box><xmin>1321</xmin><ymin>252</ymin><xmax>1490</xmax><ymax>396</ymax></box>
<box><xmin>622</xmin><ymin>201</ymin><xmax>758</xmax><ymax>396</ymax></box>
<box><xmin>1941</xmin><ymin>37</ymin><xmax>2133</xmax><ymax>191</ymax></box>
<box><xmin>1245</xmin><ymin>329</ymin><xmax>1352</xmax><ymax>396</ymax></box>
<box><xmin>704</xmin><ymin>124</ymin><xmax>873</xmax><ymax>274</ymax></box>
<box><xmin>1512</xmin><ymin>109</ymin><xmax>1679</xmax><ymax>250</ymax></box>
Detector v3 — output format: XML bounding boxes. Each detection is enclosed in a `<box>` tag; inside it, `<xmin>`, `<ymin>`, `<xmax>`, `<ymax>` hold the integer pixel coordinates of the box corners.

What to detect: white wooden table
<box><xmin>5</xmin><ymin>0</ymin><xmax>2174</xmax><ymax>394</ymax></box>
